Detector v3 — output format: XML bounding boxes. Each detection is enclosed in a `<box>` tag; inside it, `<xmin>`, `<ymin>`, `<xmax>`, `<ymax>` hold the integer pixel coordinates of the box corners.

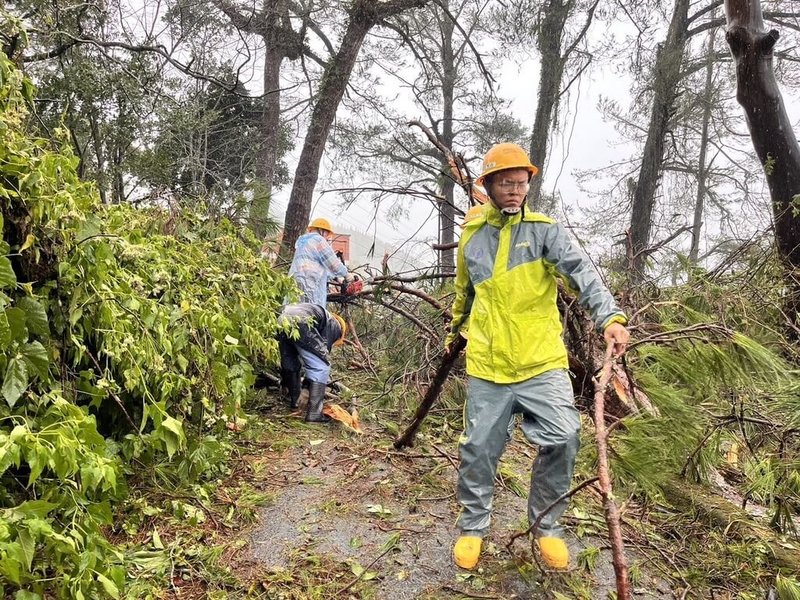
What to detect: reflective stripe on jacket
<box><xmin>289</xmin><ymin>233</ymin><xmax>348</xmax><ymax>305</ymax></box>
<box><xmin>448</xmin><ymin>205</ymin><xmax>626</xmax><ymax>384</ymax></box>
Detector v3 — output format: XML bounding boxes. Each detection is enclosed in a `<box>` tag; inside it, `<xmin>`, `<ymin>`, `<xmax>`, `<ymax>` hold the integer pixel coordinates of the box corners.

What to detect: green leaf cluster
<box><xmin>609</xmin><ymin>274</ymin><xmax>800</xmax><ymax>531</ymax></box>
<box><xmin>0</xmin><ymin>48</ymin><xmax>294</xmax><ymax>597</ymax></box>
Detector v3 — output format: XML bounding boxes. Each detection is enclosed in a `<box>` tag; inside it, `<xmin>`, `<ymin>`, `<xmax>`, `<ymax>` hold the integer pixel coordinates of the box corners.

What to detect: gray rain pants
<box><xmin>457</xmin><ymin>369</ymin><xmax>580</xmax><ymax>538</ymax></box>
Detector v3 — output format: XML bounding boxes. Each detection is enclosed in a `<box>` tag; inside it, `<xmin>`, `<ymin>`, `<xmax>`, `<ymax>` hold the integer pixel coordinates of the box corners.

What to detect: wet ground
<box><xmin>244</xmin><ymin>409</ymin><xmax>676</xmax><ymax>599</ymax></box>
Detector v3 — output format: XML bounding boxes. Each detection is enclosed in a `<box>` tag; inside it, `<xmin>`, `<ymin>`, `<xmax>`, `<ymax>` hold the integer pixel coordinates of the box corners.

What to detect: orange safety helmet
<box><xmin>476</xmin><ymin>143</ymin><xmax>539</xmax><ymax>187</ymax></box>
<box><xmin>331</xmin><ymin>312</ymin><xmax>347</xmax><ymax>347</ymax></box>
<box><xmin>308</xmin><ymin>217</ymin><xmax>333</xmax><ymax>234</ymax></box>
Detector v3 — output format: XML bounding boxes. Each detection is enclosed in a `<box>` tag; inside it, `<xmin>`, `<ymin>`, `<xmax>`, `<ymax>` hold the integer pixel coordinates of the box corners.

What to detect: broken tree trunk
<box><xmin>394</xmin><ymin>335</ymin><xmax>467</xmax><ymax>449</ymax></box>
<box><xmin>662</xmin><ymin>478</ymin><xmax>800</xmax><ymax>573</ymax></box>
<box><xmin>724</xmin><ymin>0</ymin><xmax>800</xmax><ymax>332</ymax></box>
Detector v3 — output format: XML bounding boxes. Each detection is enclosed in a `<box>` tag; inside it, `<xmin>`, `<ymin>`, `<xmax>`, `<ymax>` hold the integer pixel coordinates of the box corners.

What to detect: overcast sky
<box><xmin>265</xmin><ymin>13</ymin><xmax>800</xmax><ymax>272</ymax></box>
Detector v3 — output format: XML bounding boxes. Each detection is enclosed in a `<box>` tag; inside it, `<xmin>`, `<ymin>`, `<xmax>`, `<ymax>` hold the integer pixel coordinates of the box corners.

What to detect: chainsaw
<box><xmin>328</xmin><ymin>274</ymin><xmax>363</xmax><ymax>302</ymax></box>
<box><xmin>341</xmin><ymin>274</ymin><xmax>363</xmax><ymax>296</ymax></box>
<box><xmin>341</xmin><ymin>274</ymin><xmax>364</xmax><ymax>296</ymax></box>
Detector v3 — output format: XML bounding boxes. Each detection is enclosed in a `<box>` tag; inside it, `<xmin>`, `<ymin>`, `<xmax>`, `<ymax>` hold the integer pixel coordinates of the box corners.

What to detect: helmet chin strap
<box><xmin>489</xmin><ymin>195</ymin><xmax>524</xmax><ymax>216</ymax></box>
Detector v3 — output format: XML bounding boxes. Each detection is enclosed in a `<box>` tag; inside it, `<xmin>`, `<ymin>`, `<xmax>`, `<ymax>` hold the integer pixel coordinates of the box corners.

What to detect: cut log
<box><xmin>662</xmin><ymin>478</ymin><xmax>800</xmax><ymax>572</ymax></box>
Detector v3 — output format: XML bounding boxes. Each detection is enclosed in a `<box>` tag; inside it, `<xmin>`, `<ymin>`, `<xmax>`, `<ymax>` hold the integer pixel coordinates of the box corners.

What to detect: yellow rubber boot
<box><xmin>536</xmin><ymin>537</ymin><xmax>569</xmax><ymax>569</ymax></box>
<box><xmin>453</xmin><ymin>535</ymin><xmax>482</xmax><ymax>569</ymax></box>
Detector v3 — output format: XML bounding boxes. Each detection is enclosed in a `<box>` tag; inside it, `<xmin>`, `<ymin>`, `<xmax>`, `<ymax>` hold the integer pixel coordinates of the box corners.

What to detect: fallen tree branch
<box><xmin>394</xmin><ymin>335</ymin><xmax>467</xmax><ymax>448</ymax></box>
<box><xmin>627</xmin><ymin>323</ymin><xmax>733</xmax><ymax>350</ymax></box>
<box><xmin>371</xmin><ymin>273</ymin><xmax>456</xmax><ymax>283</ymax></box>
<box><xmin>335</xmin><ymin>539</ymin><xmax>397</xmax><ymax>596</ymax></box>
<box><xmin>362</xmin><ymin>292</ymin><xmax>437</xmax><ymax>338</ymax></box>
<box><xmin>506</xmin><ymin>476</ymin><xmax>600</xmax><ymax>557</ymax></box>
<box><xmin>343</xmin><ymin>315</ymin><xmax>378</xmax><ymax>380</ymax></box>
<box><xmin>661</xmin><ymin>478</ymin><xmax>800</xmax><ymax>572</ymax></box>
<box><xmin>594</xmin><ymin>345</ymin><xmax>631</xmax><ymax>599</ymax></box>
<box><xmin>440</xmin><ymin>586</ymin><xmax>501</xmax><ymax>599</ymax></box>
<box><xmin>376</xmin><ymin>281</ymin><xmax>451</xmax><ymax>318</ymax></box>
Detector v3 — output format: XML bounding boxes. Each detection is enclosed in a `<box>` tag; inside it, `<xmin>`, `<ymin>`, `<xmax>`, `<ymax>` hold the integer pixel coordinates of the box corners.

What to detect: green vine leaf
<box><xmin>2</xmin><ymin>357</ymin><xmax>28</xmax><ymax>408</ymax></box>
<box><xmin>21</xmin><ymin>341</ymin><xmax>49</xmax><ymax>381</ymax></box>
<box><xmin>17</xmin><ymin>297</ymin><xmax>48</xmax><ymax>338</ymax></box>
<box><xmin>0</xmin><ymin>256</ymin><xmax>16</xmax><ymax>289</ymax></box>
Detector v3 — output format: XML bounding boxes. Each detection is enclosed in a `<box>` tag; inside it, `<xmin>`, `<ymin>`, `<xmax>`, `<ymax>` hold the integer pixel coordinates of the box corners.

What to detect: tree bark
<box><xmin>690</xmin><ymin>25</ymin><xmax>718</xmax><ymax>263</ymax></box>
<box><xmin>250</xmin><ymin>40</ymin><xmax>285</xmax><ymax>238</ymax></box>
<box><xmin>528</xmin><ymin>0</ymin><xmax>569</xmax><ymax>209</ymax></box>
<box><xmin>88</xmin><ymin>108</ymin><xmax>108</xmax><ymax>205</ymax></box>
<box><xmin>629</xmin><ymin>0</ymin><xmax>691</xmax><ymax>278</ymax></box>
<box><xmin>724</xmin><ymin>0</ymin><xmax>800</xmax><ymax>269</ymax></box>
<box><xmin>593</xmin><ymin>348</ymin><xmax>631</xmax><ymax>600</ymax></box>
<box><xmin>438</xmin><ymin>8</ymin><xmax>456</xmax><ymax>275</ymax></box>
<box><xmin>280</xmin><ymin>0</ymin><xmax>431</xmax><ymax>260</ymax></box>
<box><xmin>662</xmin><ymin>478</ymin><xmax>800</xmax><ymax>572</ymax></box>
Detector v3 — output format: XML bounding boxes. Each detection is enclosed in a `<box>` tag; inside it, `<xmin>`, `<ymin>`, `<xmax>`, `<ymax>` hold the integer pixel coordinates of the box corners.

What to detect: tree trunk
<box><xmin>88</xmin><ymin>108</ymin><xmax>108</xmax><ymax>205</ymax></box>
<box><xmin>438</xmin><ymin>9</ymin><xmax>456</xmax><ymax>275</ymax></box>
<box><xmin>280</xmin><ymin>0</ymin><xmax>431</xmax><ymax>259</ymax></box>
<box><xmin>724</xmin><ymin>0</ymin><xmax>800</xmax><ymax>269</ymax></box>
<box><xmin>662</xmin><ymin>478</ymin><xmax>800</xmax><ymax>572</ymax></box>
<box><xmin>250</xmin><ymin>42</ymin><xmax>282</xmax><ymax>238</ymax></box>
<box><xmin>212</xmin><ymin>0</ymin><xmax>300</xmax><ymax>238</ymax></box>
<box><xmin>528</xmin><ymin>0</ymin><xmax>569</xmax><ymax>210</ymax></box>
<box><xmin>113</xmin><ymin>144</ymin><xmax>125</xmax><ymax>204</ymax></box>
<box><xmin>690</xmin><ymin>25</ymin><xmax>718</xmax><ymax>264</ymax></box>
<box><xmin>629</xmin><ymin>0</ymin><xmax>690</xmax><ymax>278</ymax></box>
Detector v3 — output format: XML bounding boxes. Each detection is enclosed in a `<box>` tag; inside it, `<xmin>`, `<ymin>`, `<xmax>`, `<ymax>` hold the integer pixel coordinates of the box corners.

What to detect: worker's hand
<box><xmin>603</xmin><ymin>322</ymin><xmax>630</xmax><ymax>357</ymax></box>
<box><xmin>344</xmin><ymin>273</ymin><xmax>356</xmax><ymax>283</ymax></box>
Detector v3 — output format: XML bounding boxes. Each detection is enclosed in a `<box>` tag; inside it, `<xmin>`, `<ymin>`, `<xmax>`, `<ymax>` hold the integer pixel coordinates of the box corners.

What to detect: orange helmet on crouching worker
<box><xmin>475</xmin><ymin>143</ymin><xmax>539</xmax><ymax>187</ymax></box>
<box><xmin>308</xmin><ymin>217</ymin><xmax>333</xmax><ymax>234</ymax></box>
<box><xmin>331</xmin><ymin>312</ymin><xmax>347</xmax><ymax>347</ymax></box>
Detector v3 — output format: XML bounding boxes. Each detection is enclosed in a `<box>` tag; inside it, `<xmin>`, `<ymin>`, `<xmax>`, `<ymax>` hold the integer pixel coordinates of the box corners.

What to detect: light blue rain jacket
<box><xmin>288</xmin><ymin>232</ymin><xmax>348</xmax><ymax>305</ymax></box>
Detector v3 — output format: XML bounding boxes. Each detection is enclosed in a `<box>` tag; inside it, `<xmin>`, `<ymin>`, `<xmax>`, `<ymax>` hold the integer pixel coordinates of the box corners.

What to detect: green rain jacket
<box><xmin>447</xmin><ymin>204</ymin><xmax>626</xmax><ymax>384</ymax></box>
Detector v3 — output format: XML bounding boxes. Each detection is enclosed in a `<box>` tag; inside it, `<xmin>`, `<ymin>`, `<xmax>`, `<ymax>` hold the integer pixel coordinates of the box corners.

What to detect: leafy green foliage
<box><xmin>777</xmin><ymin>574</ymin><xmax>800</xmax><ymax>600</ymax></box>
<box><xmin>0</xmin><ymin>48</ymin><xmax>294</xmax><ymax>597</ymax></box>
<box><xmin>611</xmin><ymin>272</ymin><xmax>800</xmax><ymax>533</ymax></box>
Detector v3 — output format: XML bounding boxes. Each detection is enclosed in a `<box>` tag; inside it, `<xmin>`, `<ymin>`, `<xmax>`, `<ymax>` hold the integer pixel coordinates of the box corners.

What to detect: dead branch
<box><xmin>432</xmin><ymin>242</ymin><xmax>459</xmax><ymax>251</ymax></box>
<box><xmin>633</xmin><ymin>226</ymin><xmax>693</xmax><ymax>260</ymax></box>
<box><xmin>362</xmin><ymin>292</ymin><xmax>437</xmax><ymax>338</ymax></box>
<box><xmin>394</xmin><ymin>335</ymin><xmax>467</xmax><ymax>448</ymax></box>
<box><xmin>594</xmin><ymin>346</ymin><xmax>631</xmax><ymax>599</ymax></box>
<box><xmin>371</xmin><ymin>273</ymin><xmax>456</xmax><ymax>283</ymax></box>
<box><xmin>343</xmin><ymin>315</ymin><xmax>378</xmax><ymax>379</ymax></box>
<box><xmin>408</xmin><ymin>119</ymin><xmax>452</xmax><ymax>156</ymax></box>
<box><xmin>440</xmin><ymin>586</ymin><xmax>502</xmax><ymax>600</ymax></box>
<box><xmin>376</xmin><ymin>281</ymin><xmax>451</xmax><ymax>319</ymax></box>
<box><xmin>505</xmin><ymin>476</ymin><xmax>600</xmax><ymax>556</ymax></box>
<box><xmin>335</xmin><ymin>539</ymin><xmax>397</xmax><ymax>596</ymax></box>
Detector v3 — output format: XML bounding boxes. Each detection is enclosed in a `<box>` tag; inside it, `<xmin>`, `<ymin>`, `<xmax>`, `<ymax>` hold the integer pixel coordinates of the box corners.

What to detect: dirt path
<box><xmin>239</xmin><ymin>401</ymin><xmax>675</xmax><ymax>599</ymax></box>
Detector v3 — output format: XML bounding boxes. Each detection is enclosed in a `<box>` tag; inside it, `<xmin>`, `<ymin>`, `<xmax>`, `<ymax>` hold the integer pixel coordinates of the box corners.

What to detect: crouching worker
<box><xmin>277</xmin><ymin>303</ymin><xmax>346</xmax><ymax>423</ymax></box>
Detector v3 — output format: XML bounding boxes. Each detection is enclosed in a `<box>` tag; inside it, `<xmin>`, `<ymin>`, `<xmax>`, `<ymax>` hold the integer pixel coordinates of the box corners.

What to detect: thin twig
<box><xmin>440</xmin><ymin>586</ymin><xmax>501</xmax><ymax>599</ymax></box>
<box><xmin>506</xmin><ymin>477</ymin><xmax>600</xmax><ymax>554</ymax></box>
<box><xmin>335</xmin><ymin>541</ymin><xmax>397</xmax><ymax>596</ymax></box>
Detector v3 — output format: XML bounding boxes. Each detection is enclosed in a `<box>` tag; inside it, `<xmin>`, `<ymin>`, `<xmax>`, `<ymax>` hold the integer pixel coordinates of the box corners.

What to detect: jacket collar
<box><xmin>485</xmin><ymin>203</ymin><xmax>524</xmax><ymax>228</ymax></box>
